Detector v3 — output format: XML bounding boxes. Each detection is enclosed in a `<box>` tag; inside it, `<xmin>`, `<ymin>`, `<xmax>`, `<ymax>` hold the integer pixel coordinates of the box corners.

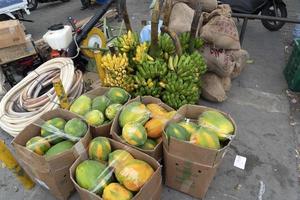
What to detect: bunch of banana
<box><xmin>190</xmin><ymin>51</ymin><xmax>207</xmax><ymax>75</ymax></box>
<box><xmin>179</xmin><ymin>32</ymin><xmax>204</xmax><ymax>53</ymax></box>
<box><xmin>100</xmin><ymin>53</ymin><xmax>134</xmax><ymax>91</ymax></box>
<box><xmin>136</xmin><ymin>59</ymin><xmax>168</xmax><ymax>80</ymax></box>
<box><xmin>158</xmin><ymin>33</ymin><xmax>175</xmax><ymax>60</ymax></box>
<box><xmin>160</xmin><ymin>72</ymin><xmax>200</xmax><ymax>109</ymax></box>
<box><xmin>132</xmin><ymin>42</ymin><xmax>154</xmax><ymax>64</ymax></box>
<box><xmin>134</xmin><ymin>79</ymin><xmax>162</xmax><ymax>98</ymax></box>
<box><xmin>115</xmin><ymin>31</ymin><xmax>139</xmax><ymax>53</ymax></box>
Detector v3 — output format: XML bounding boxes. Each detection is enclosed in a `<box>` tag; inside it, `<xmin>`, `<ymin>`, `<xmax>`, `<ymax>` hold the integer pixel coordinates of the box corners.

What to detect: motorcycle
<box><xmin>219</xmin><ymin>0</ymin><xmax>287</xmax><ymax>31</ymax></box>
<box><xmin>27</xmin><ymin>0</ymin><xmax>70</xmax><ymax>11</ymax></box>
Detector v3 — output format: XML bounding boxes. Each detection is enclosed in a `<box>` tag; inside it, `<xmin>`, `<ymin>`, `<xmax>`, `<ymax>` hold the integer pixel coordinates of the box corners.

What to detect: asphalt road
<box><xmin>1</xmin><ymin>0</ymin><xmax>300</xmax><ymax>200</ymax></box>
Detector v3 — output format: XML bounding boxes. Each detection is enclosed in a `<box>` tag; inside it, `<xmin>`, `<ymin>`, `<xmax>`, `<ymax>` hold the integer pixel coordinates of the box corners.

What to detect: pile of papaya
<box><xmin>69</xmin><ymin>87</ymin><xmax>130</xmax><ymax>127</ymax></box>
<box><xmin>75</xmin><ymin>137</ymin><xmax>155</xmax><ymax>200</ymax></box>
<box><xmin>165</xmin><ymin>110</ymin><xmax>235</xmax><ymax>150</ymax></box>
<box><xmin>117</xmin><ymin>101</ymin><xmax>176</xmax><ymax>150</ymax></box>
<box><xmin>25</xmin><ymin>117</ymin><xmax>87</xmax><ymax>157</ymax></box>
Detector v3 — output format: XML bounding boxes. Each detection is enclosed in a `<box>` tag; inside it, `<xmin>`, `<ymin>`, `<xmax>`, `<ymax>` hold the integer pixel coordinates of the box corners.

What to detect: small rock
<box><xmin>234</xmin><ymin>184</ymin><xmax>242</xmax><ymax>191</ymax></box>
<box><xmin>14</xmin><ymin>186</ymin><xmax>19</xmax><ymax>192</ymax></box>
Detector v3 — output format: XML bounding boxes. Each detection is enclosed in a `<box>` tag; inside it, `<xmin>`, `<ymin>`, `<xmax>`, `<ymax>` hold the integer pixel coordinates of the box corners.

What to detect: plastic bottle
<box><xmin>293</xmin><ymin>15</ymin><xmax>300</xmax><ymax>39</ymax></box>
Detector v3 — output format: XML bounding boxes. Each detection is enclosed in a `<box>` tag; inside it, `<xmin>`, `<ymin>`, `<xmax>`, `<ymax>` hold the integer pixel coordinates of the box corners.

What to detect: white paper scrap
<box><xmin>234</xmin><ymin>155</ymin><xmax>247</xmax><ymax>170</ymax></box>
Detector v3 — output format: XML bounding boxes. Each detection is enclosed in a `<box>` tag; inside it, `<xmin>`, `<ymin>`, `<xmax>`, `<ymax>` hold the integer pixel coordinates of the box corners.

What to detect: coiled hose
<box><xmin>0</xmin><ymin>58</ymin><xmax>84</xmax><ymax>137</ymax></box>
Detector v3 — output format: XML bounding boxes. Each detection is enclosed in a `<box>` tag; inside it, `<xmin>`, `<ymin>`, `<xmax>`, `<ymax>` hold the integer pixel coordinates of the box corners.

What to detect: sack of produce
<box><xmin>201</xmin><ymin>73</ymin><xmax>227</xmax><ymax>102</ymax></box>
<box><xmin>111</xmin><ymin>96</ymin><xmax>176</xmax><ymax>161</ymax></box>
<box><xmin>201</xmin><ymin>44</ymin><xmax>235</xmax><ymax>77</ymax></box>
<box><xmin>169</xmin><ymin>2</ymin><xmax>195</xmax><ymax>34</ymax></box>
<box><xmin>200</xmin><ymin>5</ymin><xmax>241</xmax><ymax>50</ymax></box>
<box><xmin>69</xmin><ymin>87</ymin><xmax>130</xmax><ymax>137</ymax></box>
<box><xmin>221</xmin><ymin>76</ymin><xmax>232</xmax><ymax>92</ymax></box>
<box><xmin>172</xmin><ymin>0</ymin><xmax>218</xmax><ymax>12</ymax></box>
<box><xmin>12</xmin><ymin>109</ymin><xmax>91</xmax><ymax>200</ymax></box>
<box><xmin>70</xmin><ymin>138</ymin><xmax>162</xmax><ymax>200</ymax></box>
<box><xmin>230</xmin><ymin>49</ymin><xmax>250</xmax><ymax>79</ymax></box>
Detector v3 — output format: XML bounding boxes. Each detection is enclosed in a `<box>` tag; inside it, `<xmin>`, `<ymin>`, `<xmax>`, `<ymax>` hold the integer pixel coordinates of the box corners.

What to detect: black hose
<box><xmin>67</xmin><ymin>0</ymin><xmax>115</xmax><ymax>57</ymax></box>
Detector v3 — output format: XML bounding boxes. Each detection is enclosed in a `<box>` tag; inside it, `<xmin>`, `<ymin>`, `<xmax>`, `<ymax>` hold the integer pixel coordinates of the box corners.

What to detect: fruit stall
<box><xmin>0</xmin><ymin>0</ymin><xmax>247</xmax><ymax>199</ymax></box>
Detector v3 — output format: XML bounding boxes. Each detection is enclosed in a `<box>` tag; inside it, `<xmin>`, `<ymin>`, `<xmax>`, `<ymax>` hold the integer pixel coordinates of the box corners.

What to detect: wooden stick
<box><xmin>189</xmin><ymin>1</ymin><xmax>202</xmax><ymax>53</ymax></box>
<box><xmin>120</xmin><ymin>0</ymin><xmax>132</xmax><ymax>32</ymax></box>
<box><xmin>162</xmin><ymin>0</ymin><xmax>172</xmax><ymax>27</ymax></box>
<box><xmin>161</xmin><ymin>25</ymin><xmax>182</xmax><ymax>56</ymax></box>
<box><xmin>149</xmin><ymin>0</ymin><xmax>160</xmax><ymax>58</ymax></box>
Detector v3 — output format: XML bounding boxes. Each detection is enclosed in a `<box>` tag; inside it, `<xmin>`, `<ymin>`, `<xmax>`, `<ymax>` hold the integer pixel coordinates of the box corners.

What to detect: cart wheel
<box><xmin>27</xmin><ymin>0</ymin><xmax>38</xmax><ymax>11</ymax></box>
<box><xmin>261</xmin><ymin>2</ymin><xmax>287</xmax><ymax>31</ymax></box>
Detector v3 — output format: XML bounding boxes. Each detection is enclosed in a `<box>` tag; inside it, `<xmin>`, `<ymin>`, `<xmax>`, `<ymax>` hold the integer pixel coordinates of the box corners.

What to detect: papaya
<box><xmin>70</xmin><ymin>95</ymin><xmax>92</xmax><ymax>116</ymax></box>
<box><xmin>105</xmin><ymin>104</ymin><xmax>122</xmax><ymax>120</ymax></box>
<box><xmin>146</xmin><ymin>104</ymin><xmax>176</xmax><ymax>119</ymax></box>
<box><xmin>41</xmin><ymin>118</ymin><xmax>66</xmax><ymax>144</ymax></box>
<box><xmin>119</xmin><ymin>102</ymin><xmax>151</xmax><ymax>127</ymax></box>
<box><xmin>64</xmin><ymin>118</ymin><xmax>88</xmax><ymax>138</ymax></box>
<box><xmin>102</xmin><ymin>183</ymin><xmax>133</xmax><ymax>200</ymax></box>
<box><xmin>144</xmin><ymin>118</ymin><xmax>167</xmax><ymax>139</ymax></box>
<box><xmin>92</xmin><ymin>96</ymin><xmax>111</xmax><ymax>113</ymax></box>
<box><xmin>122</xmin><ymin>122</ymin><xmax>147</xmax><ymax>146</ymax></box>
<box><xmin>198</xmin><ymin>110</ymin><xmax>234</xmax><ymax>141</ymax></box>
<box><xmin>85</xmin><ymin>110</ymin><xmax>105</xmax><ymax>127</ymax></box>
<box><xmin>88</xmin><ymin>137</ymin><xmax>112</xmax><ymax>162</ymax></box>
<box><xmin>178</xmin><ymin>121</ymin><xmax>199</xmax><ymax>139</ymax></box>
<box><xmin>106</xmin><ymin>87</ymin><xmax>129</xmax><ymax>104</ymax></box>
<box><xmin>75</xmin><ymin>160</ymin><xmax>113</xmax><ymax>194</ymax></box>
<box><xmin>190</xmin><ymin>127</ymin><xmax>221</xmax><ymax>150</ymax></box>
<box><xmin>108</xmin><ymin>150</ymin><xmax>134</xmax><ymax>174</ymax></box>
<box><xmin>165</xmin><ymin>122</ymin><xmax>189</xmax><ymax>141</ymax></box>
<box><xmin>26</xmin><ymin>136</ymin><xmax>50</xmax><ymax>155</ymax></box>
<box><xmin>116</xmin><ymin>159</ymin><xmax>154</xmax><ymax>192</ymax></box>
<box><xmin>45</xmin><ymin>140</ymin><xmax>74</xmax><ymax>158</ymax></box>
<box><xmin>140</xmin><ymin>139</ymin><xmax>157</xmax><ymax>150</ymax></box>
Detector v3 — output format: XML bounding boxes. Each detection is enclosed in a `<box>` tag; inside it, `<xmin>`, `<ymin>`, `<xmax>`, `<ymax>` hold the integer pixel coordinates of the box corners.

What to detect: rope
<box><xmin>0</xmin><ymin>58</ymin><xmax>84</xmax><ymax>137</ymax></box>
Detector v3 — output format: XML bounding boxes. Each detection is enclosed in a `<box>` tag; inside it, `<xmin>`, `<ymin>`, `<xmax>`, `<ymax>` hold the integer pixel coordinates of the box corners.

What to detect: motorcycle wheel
<box><xmin>27</xmin><ymin>0</ymin><xmax>38</xmax><ymax>11</ymax></box>
<box><xmin>261</xmin><ymin>3</ymin><xmax>287</xmax><ymax>31</ymax></box>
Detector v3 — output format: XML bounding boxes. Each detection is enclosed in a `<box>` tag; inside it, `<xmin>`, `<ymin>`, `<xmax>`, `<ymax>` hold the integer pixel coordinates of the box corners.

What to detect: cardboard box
<box><xmin>12</xmin><ymin>109</ymin><xmax>92</xmax><ymax>200</ymax></box>
<box><xmin>163</xmin><ymin>146</ymin><xmax>219</xmax><ymax>199</ymax></box>
<box><xmin>111</xmin><ymin>96</ymin><xmax>175</xmax><ymax>161</ymax></box>
<box><xmin>0</xmin><ymin>35</ymin><xmax>36</xmax><ymax>65</ymax></box>
<box><xmin>70</xmin><ymin>138</ymin><xmax>162</xmax><ymax>200</ymax></box>
<box><xmin>163</xmin><ymin>104</ymin><xmax>237</xmax><ymax>167</ymax></box>
<box><xmin>0</xmin><ymin>20</ymin><xmax>26</xmax><ymax>48</ymax></box>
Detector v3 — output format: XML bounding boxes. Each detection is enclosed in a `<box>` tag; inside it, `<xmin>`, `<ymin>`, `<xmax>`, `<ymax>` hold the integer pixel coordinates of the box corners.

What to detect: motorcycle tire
<box><xmin>261</xmin><ymin>3</ymin><xmax>287</xmax><ymax>31</ymax></box>
<box><xmin>27</xmin><ymin>0</ymin><xmax>38</xmax><ymax>11</ymax></box>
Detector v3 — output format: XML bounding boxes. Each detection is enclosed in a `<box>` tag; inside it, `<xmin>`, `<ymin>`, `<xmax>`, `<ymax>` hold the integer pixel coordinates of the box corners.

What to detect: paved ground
<box><xmin>1</xmin><ymin>0</ymin><xmax>300</xmax><ymax>200</ymax></box>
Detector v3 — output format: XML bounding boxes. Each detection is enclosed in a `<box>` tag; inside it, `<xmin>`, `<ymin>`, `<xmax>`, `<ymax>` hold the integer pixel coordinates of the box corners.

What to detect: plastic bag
<box><xmin>71</xmin><ymin>138</ymin><xmax>159</xmax><ymax>199</ymax></box>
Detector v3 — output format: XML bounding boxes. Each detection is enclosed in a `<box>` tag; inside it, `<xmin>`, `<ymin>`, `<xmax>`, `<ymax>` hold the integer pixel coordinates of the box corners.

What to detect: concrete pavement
<box><xmin>1</xmin><ymin>0</ymin><xmax>300</xmax><ymax>200</ymax></box>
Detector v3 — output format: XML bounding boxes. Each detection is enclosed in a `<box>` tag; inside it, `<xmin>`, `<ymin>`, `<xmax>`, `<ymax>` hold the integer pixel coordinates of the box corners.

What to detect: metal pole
<box><xmin>240</xmin><ymin>18</ymin><xmax>248</xmax><ymax>46</ymax></box>
<box><xmin>232</xmin><ymin>13</ymin><xmax>300</xmax><ymax>24</ymax></box>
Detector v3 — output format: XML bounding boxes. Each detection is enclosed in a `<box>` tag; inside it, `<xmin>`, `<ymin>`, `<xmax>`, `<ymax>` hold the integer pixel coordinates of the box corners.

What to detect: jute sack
<box><xmin>172</xmin><ymin>0</ymin><xmax>217</xmax><ymax>12</ymax></box>
<box><xmin>221</xmin><ymin>77</ymin><xmax>231</xmax><ymax>92</ymax></box>
<box><xmin>168</xmin><ymin>2</ymin><xmax>195</xmax><ymax>33</ymax></box>
<box><xmin>201</xmin><ymin>73</ymin><xmax>227</xmax><ymax>102</ymax></box>
<box><xmin>230</xmin><ymin>49</ymin><xmax>249</xmax><ymax>79</ymax></box>
<box><xmin>201</xmin><ymin>44</ymin><xmax>235</xmax><ymax>77</ymax></box>
<box><xmin>200</xmin><ymin>5</ymin><xmax>241</xmax><ymax>50</ymax></box>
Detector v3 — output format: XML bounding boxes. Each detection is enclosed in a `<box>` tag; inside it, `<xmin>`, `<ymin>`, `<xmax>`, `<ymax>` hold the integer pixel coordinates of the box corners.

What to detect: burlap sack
<box><xmin>221</xmin><ymin>77</ymin><xmax>231</xmax><ymax>92</ymax></box>
<box><xmin>168</xmin><ymin>3</ymin><xmax>195</xmax><ymax>33</ymax></box>
<box><xmin>230</xmin><ymin>49</ymin><xmax>249</xmax><ymax>79</ymax></box>
<box><xmin>201</xmin><ymin>44</ymin><xmax>235</xmax><ymax>77</ymax></box>
<box><xmin>172</xmin><ymin>0</ymin><xmax>217</xmax><ymax>12</ymax></box>
<box><xmin>200</xmin><ymin>5</ymin><xmax>240</xmax><ymax>50</ymax></box>
<box><xmin>201</xmin><ymin>73</ymin><xmax>227</xmax><ymax>102</ymax></box>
